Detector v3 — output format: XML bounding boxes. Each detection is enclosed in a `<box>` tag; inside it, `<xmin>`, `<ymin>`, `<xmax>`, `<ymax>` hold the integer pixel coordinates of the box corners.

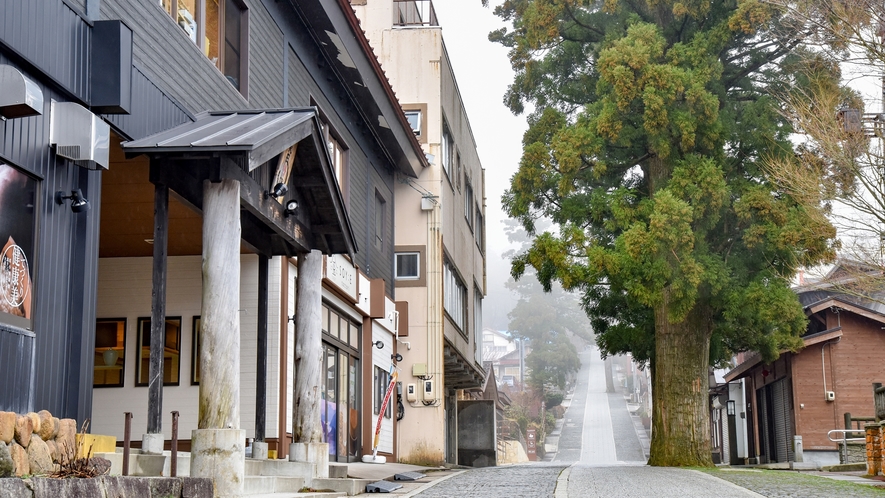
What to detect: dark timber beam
<box><xmin>147</xmin><ymin>183</ymin><xmax>169</xmax><ymax>438</ymax></box>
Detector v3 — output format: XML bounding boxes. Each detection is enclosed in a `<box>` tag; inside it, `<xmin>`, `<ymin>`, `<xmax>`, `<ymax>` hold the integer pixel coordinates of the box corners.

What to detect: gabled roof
<box><xmin>123</xmin><ymin>109</ymin><xmax>356</xmax><ymax>256</ymax></box>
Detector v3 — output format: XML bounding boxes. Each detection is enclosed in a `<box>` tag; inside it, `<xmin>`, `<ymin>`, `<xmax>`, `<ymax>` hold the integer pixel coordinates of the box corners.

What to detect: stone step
<box><xmin>244</xmin><ymin>476</ymin><xmax>306</xmax><ymax>494</ymax></box>
<box><xmin>245</xmin><ymin>458</ymin><xmax>317</xmax><ymax>477</ymax></box>
<box><xmin>329</xmin><ymin>462</ymin><xmax>348</xmax><ymax>478</ymax></box>
<box><xmin>312</xmin><ymin>477</ymin><xmax>374</xmax><ymax>496</ymax></box>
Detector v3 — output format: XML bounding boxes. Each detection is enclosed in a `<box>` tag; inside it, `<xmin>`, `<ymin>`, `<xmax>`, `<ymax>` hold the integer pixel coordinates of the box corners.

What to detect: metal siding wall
<box><xmin>101</xmin><ymin>0</ymin><xmax>248</xmax><ymax>113</ymax></box>
<box><xmin>0</xmin><ymin>0</ymin><xmax>90</xmax><ymax>102</ymax></box>
<box><xmin>246</xmin><ymin>0</ymin><xmax>285</xmax><ymax>108</ymax></box>
<box><xmin>0</xmin><ymin>50</ymin><xmax>101</xmax><ymax>420</ymax></box>
<box><xmin>104</xmin><ymin>65</ymin><xmax>193</xmax><ymax>141</ymax></box>
<box><xmin>0</xmin><ymin>327</ymin><xmax>35</xmax><ymax>413</ymax></box>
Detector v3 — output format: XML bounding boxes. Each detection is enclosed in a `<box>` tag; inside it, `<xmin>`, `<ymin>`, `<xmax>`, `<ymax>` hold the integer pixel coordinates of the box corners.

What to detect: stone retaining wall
<box><xmin>0</xmin><ymin>475</ymin><xmax>212</xmax><ymax>498</ymax></box>
<box><xmin>0</xmin><ymin>410</ymin><xmax>78</xmax><ymax>477</ymax></box>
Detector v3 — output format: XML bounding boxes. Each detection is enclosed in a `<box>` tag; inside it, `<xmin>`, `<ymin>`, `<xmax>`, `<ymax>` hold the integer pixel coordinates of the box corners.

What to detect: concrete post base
<box><xmin>252</xmin><ymin>441</ymin><xmax>269</xmax><ymax>460</ymax></box>
<box><xmin>141</xmin><ymin>433</ymin><xmax>165</xmax><ymax>455</ymax></box>
<box><xmin>289</xmin><ymin>442</ymin><xmax>329</xmax><ymax>478</ymax></box>
<box><xmin>191</xmin><ymin>429</ymin><xmax>246</xmax><ymax>497</ymax></box>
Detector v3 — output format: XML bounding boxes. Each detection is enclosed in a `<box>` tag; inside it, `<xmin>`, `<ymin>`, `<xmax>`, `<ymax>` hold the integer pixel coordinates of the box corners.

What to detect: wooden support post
<box><xmin>147</xmin><ymin>184</ymin><xmax>168</xmax><ymax>436</ymax></box>
<box><xmin>293</xmin><ymin>250</ymin><xmax>323</xmax><ymax>443</ymax></box>
<box><xmin>256</xmin><ymin>254</ymin><xmax>269</xmax><ymax>442</ymax></box>
<box><xmin>198</xmin><ymin>179</ymin><xmax>242</xmax><ymax>430</ymax></box>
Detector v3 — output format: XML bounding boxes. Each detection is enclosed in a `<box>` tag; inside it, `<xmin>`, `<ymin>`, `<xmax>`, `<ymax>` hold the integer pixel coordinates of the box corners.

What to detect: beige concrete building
<box><xmin>353</xmin><ymin>0</ymin><xmax>487</xmax><ymax>465</ymax></box>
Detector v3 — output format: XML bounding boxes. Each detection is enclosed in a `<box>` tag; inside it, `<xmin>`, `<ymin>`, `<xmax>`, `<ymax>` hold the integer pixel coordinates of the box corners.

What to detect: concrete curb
<box><xmin>553</xmin><ymin>464</ymin><xmax>572</xmax><ymax>498</ymax></box>
<box><xmin>399</xmin><ymin>470</ymin><xmax>466</xmax><ymax>498</ymax></box>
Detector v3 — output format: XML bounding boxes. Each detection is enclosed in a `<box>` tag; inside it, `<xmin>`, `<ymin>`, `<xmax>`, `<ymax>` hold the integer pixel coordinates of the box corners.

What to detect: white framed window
<box><xmin>396</xmin><ymin>252</ymin><xmax>420</xmax><ymax>280</ymax></box>
<box><xmin>404</xmin><ymin>110</ymin><xmax>421</xmax><ymax>137</ymax></box>
<box><xmin>441</xmin><ymin>121</ymin><xmax>453</xmax><ymax>182</ymax></box>
<box><xmin>443</xmin><ymin>260</ymin><xmax>467</xmax><ymax>333</ymax></box>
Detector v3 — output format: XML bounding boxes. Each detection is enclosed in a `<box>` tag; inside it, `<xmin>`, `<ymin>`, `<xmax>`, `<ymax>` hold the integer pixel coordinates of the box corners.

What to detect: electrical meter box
<box><xmin>407</xmin><ymin>383</ymin><xmax>417</xmax><ymax>402</ymax></box>
<box><xmin>423</xmin><ymin>379</ymin><xmax>435</xmax><ymax>401</ymax></box>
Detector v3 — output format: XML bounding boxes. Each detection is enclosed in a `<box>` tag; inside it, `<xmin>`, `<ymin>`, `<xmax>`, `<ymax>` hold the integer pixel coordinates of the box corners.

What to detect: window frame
<box><xmin>135</xmin><ymin>316</ymin><xmax>182</xmax><ymax>387</ymax></box>
<box><xmin>443</xmin><ymin>259</ymin><xmax>468</xmax><ymax>335</ymax></box>
<box><xmin>374</xmin><ymin>190</ymin><xmax>387</xmax><ymax>252</ymax></box>
<box><xmin>402</xmin><ymin>104</ymin><xmax>427</xmax><ymax>144</ymax></box>
<box><xmin>464</xmin><ymin>178</ymin><xmax>474</xmax><ymax>231</ymax></box>
<box><xmin>93</xmin><ymin>318</ymin><xmax>127</xmax><ymax>388</ymax></box>
<box><xmin>441</xmin><ymin>120</ymin><xmax>454</xmax><ymax>187</ymax></box>
<box><xmin>394</xmin><ymin>245</ymin><xmax>426</xmax><ymax>287</ymax></box>
<box><xmin>191</xmin><ymin>316</ymin><xmax>201</xmax><ymax>385</ymax></box>
<box><xmin>395</xmin><ymin>252</ymin><xmax>420</xmax><ymax>280</ymax></box>
<box><xmin>374</xmin><ymin>365</ymin><xmax>392</xmax><ymax>418</ymax></box>
<box><xmin>475</xmin><ymin>206</ymin><xmax>484</xmax><ymax>254</ymax></box>
<box><xmin>160</xmin><ymin>0</ymin><xmax>249</xmax><ymax>96</ymax></box>
<box><xmin>312</xmin><ymin>101</ymin><xmax>351</xmax><ymax>201</ymax></box>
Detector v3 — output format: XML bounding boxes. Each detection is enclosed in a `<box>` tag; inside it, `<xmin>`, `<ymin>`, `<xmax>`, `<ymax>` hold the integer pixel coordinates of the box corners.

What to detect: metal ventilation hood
<box><xmin>49</xmin><ymin>101</ymin><xmax>110</xmax><ymax>170</ymax></box>
<box><xmin>0</xmin><ymin>65</ymin><xmax>43</xmax><ymax>119</ymax></box>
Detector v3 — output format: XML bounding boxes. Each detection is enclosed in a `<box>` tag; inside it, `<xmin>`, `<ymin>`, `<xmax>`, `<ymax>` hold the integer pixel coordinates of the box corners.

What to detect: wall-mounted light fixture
<box><xmin>265</xmin><ymin>182</ymin><xmax>288</xmax><ymax>199</ymax></box>
<box><xmin>284</xmin><ymin>199</ymin><xmax>298</xmax><ymax>217</ymax></box>
<box><xmin>374</xmin><ymin>340</ymin><xmax>384</xmax><ymax>350</ymax></box>
<box><xmin>727</xmin><ymin>399</ymin><xmax>735</xmax><ymax>417</ymax></box>
<box><xmin>391</xmin><ymin>353</ymin><xmax>403</xmax><ymax>362</ymax></box>
<box><xmin>55</xmin><ymin>189</ymin><xmax>90</xmax><ymax>213</ymax></box>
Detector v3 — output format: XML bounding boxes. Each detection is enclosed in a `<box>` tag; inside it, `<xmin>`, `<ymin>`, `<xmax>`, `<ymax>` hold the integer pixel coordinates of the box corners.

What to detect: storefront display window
<box><xmin>93</xmin><ymin>318</ymin><xmax>126</xmax><ymax>387</ymax></box>
<box><xmin>0</xmin><ymin>163</ymin><xmax>36</xmax><ymax>330</ymax></box>
<box><xmin>136</xmin><ymin>316</ymin><xmax>182</xmax><ymax>386</ymax></box>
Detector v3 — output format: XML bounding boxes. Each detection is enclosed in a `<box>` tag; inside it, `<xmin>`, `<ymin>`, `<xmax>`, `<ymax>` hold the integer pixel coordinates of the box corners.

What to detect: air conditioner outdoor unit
<box><xmin>50</xmin><ymin>101</ymin><xmax>110</xmax><ymax>170</ymax></box>
<box><xmin>825</xmin><ymin>391</ymin><xmax>836</xmax><ymax>402</ymax></box>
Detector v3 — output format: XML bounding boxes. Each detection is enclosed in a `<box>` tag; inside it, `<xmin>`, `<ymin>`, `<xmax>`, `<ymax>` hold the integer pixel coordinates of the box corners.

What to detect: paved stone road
<box><xmin>408</xmin><ymin>347</ymin><xmax>885</xmax><ymax>497</ymax></box>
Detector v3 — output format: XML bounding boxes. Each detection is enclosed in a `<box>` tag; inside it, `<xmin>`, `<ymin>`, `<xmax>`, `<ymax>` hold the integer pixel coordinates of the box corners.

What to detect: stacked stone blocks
<box><xmin>0</xmin><ymin>410</ymin><xmax>78</xmax><ymax>477</ymax></box>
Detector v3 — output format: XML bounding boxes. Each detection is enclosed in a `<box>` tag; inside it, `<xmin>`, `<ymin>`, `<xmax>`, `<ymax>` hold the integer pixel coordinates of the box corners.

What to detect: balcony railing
<box><xmin>394</xmin><ymin>0</ymin><xmax>438</xmax><ymax>27</ymax></box>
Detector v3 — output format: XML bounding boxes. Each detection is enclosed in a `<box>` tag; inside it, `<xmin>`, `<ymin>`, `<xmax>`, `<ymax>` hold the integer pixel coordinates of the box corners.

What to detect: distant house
<box><xmin>723</xmin><ymin>263</ymin><xmax>885</xmax><ymax>467</ymax></box>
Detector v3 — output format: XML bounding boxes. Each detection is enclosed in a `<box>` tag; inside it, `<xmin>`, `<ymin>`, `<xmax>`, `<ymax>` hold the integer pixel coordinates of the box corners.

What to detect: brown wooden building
<box><xmin>725</xmin><ymin>283</ymin><xmax>885</xmax><ymax>466</ymax></box>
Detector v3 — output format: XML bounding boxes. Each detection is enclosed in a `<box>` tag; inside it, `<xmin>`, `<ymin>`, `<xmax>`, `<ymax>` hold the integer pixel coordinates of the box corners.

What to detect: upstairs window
<box><xmin>396</xmin><ymin>252</ymin><xmax>420</xmax><ymax>280</ymax></box>
<box><xmin>441</xmin><ymin>121</ymin><xmax>453</xmax><ymax>183</ymax></box>
<box><xmin>161</xmin><ymin>0</ymin><xmax>248</xmax><ymax>94</ymax></box>
<box><xmin>475</xmin><ymin>208</ymin><xmax>484</xmax><ymax>252</ymax></box>
<box><xmin>405</xmin><ymin>110</ymin><xmax>421</xmax><ymax>138</ymax></box>
<box><xmin>321</xmin><ymin>121</ymin><xmax>347</xmax><ymax>192</ymax></box>
<box><xmin>374</xmin><ymin>191</ymin><xmax>387</xmax><ymax>252</ymax></box>
<box><xmin>464</xmin><ymin>179</ymin><xmax>474</xmax><ymax>230</ymax></box>
<box><xmin>443</xmin><ymin>260</ymin><xmax>467</xmax><ymax>333</ymax></box>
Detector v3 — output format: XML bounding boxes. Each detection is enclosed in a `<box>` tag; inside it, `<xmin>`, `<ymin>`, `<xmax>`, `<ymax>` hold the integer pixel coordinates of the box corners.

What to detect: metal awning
<box><xmin>122</xmin><ymin>108</ymin><xmax>356</xmax><ymax>257</ymax></box>
<box><xmin>124</xmin><ymin>109</ymin><xmax>316</xmax><ymax>171</ymax></box>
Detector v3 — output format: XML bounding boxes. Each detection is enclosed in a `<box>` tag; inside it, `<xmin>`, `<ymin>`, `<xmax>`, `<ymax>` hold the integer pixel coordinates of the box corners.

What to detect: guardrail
<box><xmin>828</xmin><ymin>428</ymin><xmax>866</xmax><ymax>464</ymax></box>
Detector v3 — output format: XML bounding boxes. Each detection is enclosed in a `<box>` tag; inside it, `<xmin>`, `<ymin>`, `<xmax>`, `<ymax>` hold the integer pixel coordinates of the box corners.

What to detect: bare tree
<box><xmin>763</xmin><ymin>0</ymin><xmax>885</xmax><ymax>299</ymax></box>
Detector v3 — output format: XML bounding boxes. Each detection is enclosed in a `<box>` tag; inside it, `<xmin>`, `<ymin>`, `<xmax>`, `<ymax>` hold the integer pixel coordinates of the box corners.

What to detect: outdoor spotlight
<box><xmin>284</xmin><ymin>199</ymin><xmax>298</xmax><ymax>216</ymax></box>
<box><xmin>374</xmin><ymin>340</ymin><xmax>384</xmax><ymax>350</ymax></box>
<box><xmin>265</xmin><ymin>182</ymin><xmax>288</xmax><ymax>199</ymax></box>
<box><xmin>55</xmin><ymin>189</ymin><xmax>90</xmax><ymax>213</ymax></box>
<box><xmin>391</xmin><ymin>353</ymin><xmax>403</xmax><ymax>362</ymax></box>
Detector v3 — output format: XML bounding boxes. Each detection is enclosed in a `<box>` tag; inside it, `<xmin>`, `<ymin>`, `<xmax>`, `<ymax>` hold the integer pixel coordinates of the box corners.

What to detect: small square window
<box><xmin>405</xmin><ymin>110</ymin><xmax>421</xmax><ymax>137</ymax></box>
<box><xmin>396</xmin><ymin>253</ymin><xmax>420</xmax><ymax>280</ymax></box>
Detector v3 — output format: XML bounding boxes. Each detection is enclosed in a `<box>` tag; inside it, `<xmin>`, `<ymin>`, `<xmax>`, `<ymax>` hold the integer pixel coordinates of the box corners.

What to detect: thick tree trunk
<box><xmin>647</xmin><ymin>290</ymin><xmax>714</xmax><ymax>467</ymax></box>
<box><xmin>198</xmin><ymin>179</ymin><xmax>241</xmax><ymax>430</ymax></box>
<box><xmin>292</xmin><ymin>250</ymin><xmax>323</xmax><ymax>443</ymax></box>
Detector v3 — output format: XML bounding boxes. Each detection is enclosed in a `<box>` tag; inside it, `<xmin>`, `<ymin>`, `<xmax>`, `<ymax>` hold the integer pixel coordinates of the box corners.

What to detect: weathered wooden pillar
<box><xmin>252</xmin><ymin>254</ymin><xmax>270</xmax><ymax>460</ymax></box>
<box><xmin>143</xmin><ymin>183</ymin><xmax>168</xmax><ymax>455</ymax></box>
<box><xmin>191</xmin><ymin>178</ymin><xmax>244</xmax><ymax>497</ymax></box>
<box><xmin>290</xmin><ymin>250</ymin><xmax>328</xmax><ymax>477</ymax></box>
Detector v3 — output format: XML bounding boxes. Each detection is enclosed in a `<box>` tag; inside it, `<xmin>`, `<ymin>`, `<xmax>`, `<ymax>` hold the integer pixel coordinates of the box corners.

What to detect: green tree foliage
<box><xmin>489</xmin><ymin>0</ymin><xmax>838</xmax><ymax>466</ymax></box>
